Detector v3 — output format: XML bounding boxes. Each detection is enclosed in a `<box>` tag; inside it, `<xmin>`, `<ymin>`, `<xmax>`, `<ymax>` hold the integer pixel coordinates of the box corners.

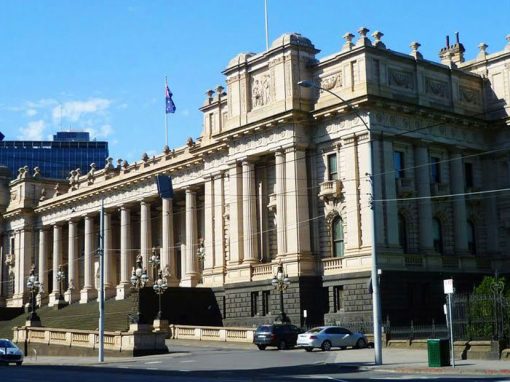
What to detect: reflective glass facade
<box><xmin>0</xmin><ymin>132</ymin><xmax>108</xmax><ymax>179</ymax></box>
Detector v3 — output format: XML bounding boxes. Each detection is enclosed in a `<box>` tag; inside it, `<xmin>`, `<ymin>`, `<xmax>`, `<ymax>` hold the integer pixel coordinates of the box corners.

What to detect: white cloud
<box><xmin>52</xmin><ymin>98</ymin><xmax>112</xmax><ymax>123</ymax></box>
<box><xmin>26</xmin><ymin>109</ymin><xmax>37</xmax><ymax>117</ymax></box>
<box><xmin>18</xmin><ymin>120</ymin><xmax>46</xmax><ymax>140</ymax></box>
<box><xmin>84</xmin><ymin>124</ymin><xmax>114</xmax><ymax>140</ymax></box>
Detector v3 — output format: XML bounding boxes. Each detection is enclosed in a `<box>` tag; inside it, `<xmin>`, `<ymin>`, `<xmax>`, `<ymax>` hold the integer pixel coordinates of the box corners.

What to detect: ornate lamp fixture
<box><xmin>271</xmin><ymin>261</ymin><xmax>291</xmax><ymax>323</ymax></box>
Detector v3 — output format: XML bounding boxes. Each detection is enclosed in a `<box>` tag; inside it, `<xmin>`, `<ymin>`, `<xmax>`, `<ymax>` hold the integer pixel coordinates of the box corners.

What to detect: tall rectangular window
<box><xmin>464</xmin><ymin>162</ymin><xmax>474</xmax><ymax>189</ymax></box>
<box><xmin>262</xmin><ymin>290</ymin><xmax>270</xmax><ymax>315</ymax></box>
<box><xmin>327</xmin><ymin>153</ymin><xmax>338</xmax><ymax>180</ymax></box>
<box><xmin>393</xmin><ymin>151</ymin><xmax>405</xmax><ymax>179</ymax></box>
<box><xmin>430</xmin><ymin>156</ymin><xmax>441</xmax><ymax>183</ymax></box>
<box><xmin>251</xmin><ymin>291</ymin><xmax>259</xmax><ymax>317</ymax></box>
<box><xmin>333</xmin><ymin>286</ymin><xmax>344</xmax><ymax>312</ymax></box>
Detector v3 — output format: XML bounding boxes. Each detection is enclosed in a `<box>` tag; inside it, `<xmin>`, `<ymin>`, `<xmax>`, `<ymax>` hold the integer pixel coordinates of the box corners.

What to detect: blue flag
<box><xmin>165</xmin><ymin>84</ymin><xmax>176</xmax><ymax>114</ymax></box>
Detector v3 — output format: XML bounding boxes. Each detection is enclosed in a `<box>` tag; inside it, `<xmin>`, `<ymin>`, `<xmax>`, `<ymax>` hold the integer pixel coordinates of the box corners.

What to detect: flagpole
<box><xmin>165</xmin><ymin>76</ymin><xmax>169</xmax><ymax>148</ymax></box>
<box><xmin>264</xmin><ymin>0</ymin><xmax>269</xmax><ymax>50</ymax></box>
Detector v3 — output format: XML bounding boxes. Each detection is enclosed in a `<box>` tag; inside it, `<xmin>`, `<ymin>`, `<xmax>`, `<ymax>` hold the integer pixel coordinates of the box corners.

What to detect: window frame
<box><xmin>332</xmin><ymin>216</ymin><xmax>344</xmax><ymax>258</ymax></box>
<box><xmin>327</xmin><ymin>153</ymin><xmax>338</xmax><ymax>181</ymax></box>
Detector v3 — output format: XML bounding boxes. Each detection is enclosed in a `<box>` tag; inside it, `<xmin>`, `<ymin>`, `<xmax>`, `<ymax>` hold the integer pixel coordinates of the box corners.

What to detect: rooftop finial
<box><xmin>410</xmin><ymin>41</ymin><xmax>423</xmax><ymax>60</ymax></box>
<box><xmin>505</xmin><ymin>34</ymin><xmax>510</xmax><ymax>52</ymax></box>
<box><xmin>372</xmin><ymin>31</ymin><xmax>386</xmax><ymax>49</ymax></box>
<box><xmin>341</xmin><ymin>32</ymin><xmax>355</xmax><ymax>52</ymax></box>
<box><xmin>477</xmin><ymin>43</ymin><xmax>489</xmax><ymax>60</ymax></box>
<box><xmin>355</xmin><ymin>27</ymin><xmax>371</xmax><ymax>47</ymax></box>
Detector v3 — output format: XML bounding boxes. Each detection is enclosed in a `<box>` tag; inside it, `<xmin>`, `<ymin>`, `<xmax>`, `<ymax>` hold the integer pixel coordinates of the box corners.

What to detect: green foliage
<box><xmin>466</xmin><ymin>276</ymin><xmax>509</xmax><ymax>340</ymax></box>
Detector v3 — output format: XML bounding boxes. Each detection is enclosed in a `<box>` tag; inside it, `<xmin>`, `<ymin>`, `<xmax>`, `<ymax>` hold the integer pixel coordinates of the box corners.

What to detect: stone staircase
<box><xmin>0</xmin><ymin>296</ymin><xmax>135</xmax><ymax>340</ymax></box>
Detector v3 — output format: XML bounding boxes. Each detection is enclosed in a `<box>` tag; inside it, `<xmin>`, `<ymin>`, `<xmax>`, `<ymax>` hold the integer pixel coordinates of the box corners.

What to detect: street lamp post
<box><xmin>26</xmin><ymin>265</ymin><xmax>41</xmax><ymax>326</ymax></box>
<box><xmin>153</xmin><ymin>269</ymin><xmax>168</xmax><ymax>320</ymax></box>
<box><xmin>56</xmin><ymin>265</ymin><xmax>65</xmax><ymax>300</ymax></box>
<box><xmin>271</xmin><ymin>261</ymin><xmax>291</xmax><ymax>324</ymax></box>
<box><xmin>130</xmin><ymin>254</ymin><xmax>149</xmax><ymax>324</ymax></box>
<box><xmin>197</xmin><ymin>238</ymin><xmax>205</xmax><ymax>283</ymax></box>
<box><xmin>298</xmin><ymin>80</ymin><xmax>383</xmax><ymax>365</ymax></box>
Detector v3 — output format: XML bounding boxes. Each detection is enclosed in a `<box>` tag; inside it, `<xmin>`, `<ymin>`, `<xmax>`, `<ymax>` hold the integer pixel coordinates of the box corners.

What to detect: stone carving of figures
<box><xmin>54</xmin><ymin>183</ymin><xmax>61</xmax><ymax>196</ymax></box>
<box><xmin>252</xmin><ymin>79</ymin><xmax>262</xmax><ymax>107</ymax></box>
<box><xmin>87</xmin><ymin>163</ymin><xmax>96</xmax><ymax>185</ymax></box>
<box><xmin>40</xmin><ymin>187</ymin><xmax>46</xmax><ymax>201</ymax></box>
<box><xmin>17</xmin><ymin>166</ymin><xmax>30</xmax><ymax>179</ymax></box>
<box><xmin>262</xmin><ymin>74</ymin><xmax>271</xmax><ymax>105</ymax></box>
<box><xmin>33</xmin><ymin>166</ymin><xmax>41</xmax><ymax>178</ymax></box>
<box><xmin>68</xmin><ymin>170</ymin><xmax>76</xmax><ymax>186</ymax></box>
<box><xmin>104</xmin><ymin>157</ymin><xmax>114</xmax><ymax>171</ymax></box>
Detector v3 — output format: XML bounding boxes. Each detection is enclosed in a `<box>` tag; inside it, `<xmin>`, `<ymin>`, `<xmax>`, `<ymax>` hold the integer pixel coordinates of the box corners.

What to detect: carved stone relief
<box><xmin>388</xmin><ymin>68</ymin><xmax>414</xmax><ymax>90</ymax></box>
<box><xmin>251</xmin><ymin>73</ymin><xmax>272</xmax><ymax>109</ymax></box>
<box><xmin>320</xmin><ymin>71</ymin><xmax>343</xmax><ymax>91</ymax></box>
<box><xmin>459</xmin><ymin>86</ymin><xmax>481</xmax><ymax>105</ymax></box>
<box><xmin>425</xmin><ymin>78</ymin><xmax>449</xmax><ymax>99</ymax></box>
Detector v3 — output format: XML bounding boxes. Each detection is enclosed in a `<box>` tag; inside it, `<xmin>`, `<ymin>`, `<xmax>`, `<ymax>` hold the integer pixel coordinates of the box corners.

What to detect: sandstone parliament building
<box><xmin>1</xmin><ymin>30</ymin><xmax>509</xmax><ymax>327</ymax></box>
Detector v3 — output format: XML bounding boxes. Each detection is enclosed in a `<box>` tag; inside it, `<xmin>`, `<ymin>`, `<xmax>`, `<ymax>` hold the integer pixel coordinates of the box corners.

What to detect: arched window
<box><xmin>433</xmin><ymin>218</ymin><xmax>443</xmax><ymax>254</ymax></box>
<box><xmin>332</xmin><ymin>217</ymin><xmax>344</xmax><ymax>257</ymax></box>
<box><xmin>467</xmin><ymin>221</ymin><xmax>476</xmax><ymax>255</ymax></box>
<box><xmin>398</xmin><ymin>213</ymin><xmax>408</xmax><ymax>253</ymax></box>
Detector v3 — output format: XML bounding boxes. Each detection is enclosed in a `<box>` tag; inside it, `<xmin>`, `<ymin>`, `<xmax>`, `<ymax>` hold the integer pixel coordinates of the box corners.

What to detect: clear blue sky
<box><xmin>0</xmin><ymin>1</ymin><xmax>508</xmax><ymax>164</ymax></box>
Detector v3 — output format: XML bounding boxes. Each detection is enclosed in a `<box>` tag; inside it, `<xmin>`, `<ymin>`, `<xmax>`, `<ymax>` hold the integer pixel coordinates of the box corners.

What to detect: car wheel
<box><xmin>257</xmin><ymin>345</ymin><xmax>266</xmax><ymax>350</ymax></box>
<box><xmin>355</xmin><ymin>338</ymin><xmax>367</xmax><ymax>349</ymax></box>
<box><xmin>278</xmin><ymin>340</ymin><xmax>287</xmax><ymax>350</ymax></box>
<box><xmin>304</xmin><ymin>347</ymin><xmax>313</xmax><ymax>352</ymax></box>
<box><xmin>321</xmin><ymin>340</ymin><xmax>332</xmax><ymax>351</ymax></box>
<box><xmin>16</xmin><ymin>362</ymin><xmax>22</xmax><ymax>367</ymax></box>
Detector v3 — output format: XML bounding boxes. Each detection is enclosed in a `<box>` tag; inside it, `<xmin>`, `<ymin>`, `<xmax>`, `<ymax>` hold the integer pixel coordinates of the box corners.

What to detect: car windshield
<box><xmin>307</xmin><ymin>328</ymin><xmax>323</xmax><ymax>333</ymax></box>
<box><xmin>0</xmin><ymin>340</ymin><xmax>14</xmax><ymax>348</ymax></box>
<box><xmin>256</xmin><ymin>325</ymin><xmax>273</xmax><ymax>333</ymax></box>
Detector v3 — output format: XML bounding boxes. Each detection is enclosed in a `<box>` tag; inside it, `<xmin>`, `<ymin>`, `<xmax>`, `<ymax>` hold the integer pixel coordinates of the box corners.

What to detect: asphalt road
<box><xmin>2</xmin><ymin>343</ymin><xmax>509</xmax><ymax>381</ymax></box>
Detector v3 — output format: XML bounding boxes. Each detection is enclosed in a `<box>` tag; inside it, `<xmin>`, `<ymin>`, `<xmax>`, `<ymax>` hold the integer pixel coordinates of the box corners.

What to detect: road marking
<box><xmin>180</xmin><ymin>360</ymin><xmax>196</xmax><ymax>363</ymax></box>
<box><xmin>144</xmin><ymin>361</ymin><xmax>162</xmax><ymax>364</ymax></box>
<box><xmin>146</xmin><ymin>367</ymin><xmax>159</xmax><ymax>370</ymax></box>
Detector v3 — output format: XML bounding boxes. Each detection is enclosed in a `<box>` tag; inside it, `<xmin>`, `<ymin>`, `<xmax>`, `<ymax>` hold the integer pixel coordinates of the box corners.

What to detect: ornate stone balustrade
<box><xmin>318</xmin><ymin>179</ymin><xmax>343</xmax><ymax>201</ymax></box>
<box><xmin>251</xmin><ymin>263</ymin><xmax>273</xmax><ymax>281</ymax></box>
<box><xmin>12</xmin><ymin>325</ymin><xmax>167</xmax><ymax>356</ymax></box>
<box><xmin>322</xmin><ymin>255</ymin><xmax>371</xmax><ymax>275</ymax></box>
<box><xmin>170</xmin><ymin>324</ymin><xmax>254</xmax><ymax>343</ymax></box>
<box><xmin>379</xmin><ymin>253</ymin><xmax>493</xmax><ymax>273</ymax></box>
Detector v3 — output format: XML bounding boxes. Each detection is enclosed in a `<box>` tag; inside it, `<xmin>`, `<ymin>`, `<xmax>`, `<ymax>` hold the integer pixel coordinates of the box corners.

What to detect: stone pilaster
<box><xmin>116</xmin><ymin>206</ymin><xmax>132</xmax><ymax>300</ymax></box>
<box><xmin>181</xmin><ymin>188</ymin><xmax>199</xmax><ymax>287</ymax></box>
<box><xmin>228</xmin><ymin>162</ymin><xmax>243</xmax><ymax>265</ymax></box>
<box><xmin>103</xmin><ymin>212</ymin><xmax>116</xmax><ymax>298</ymax></box>
<box><xmin>275</xmin><ymin>150</ymin><xmax>287</xmax><ymax>257</ymax></box>
<box><xmin>415</xmin><ymin>144</ymin><xmax>434</xmax><ymax>253</ymax></box>
<box><xmin>343</xmin><ymin>136</ymin><xmax>362</xmax><ymax>250</ymax></box>
<box><xmin>285</xmin><ymin>147</ymin><xmax>311</xmax><ymax>256</ymax></box>
<box><xmin>48</xmin><ymin>224</ymin><xmax>63</xmax><ymax>306</ymax></box>
<box><xmin>382</xmin><ymin>139</ymin><xmax>399</xmax><ymax>247</ymax></box>
<box><xmin>450</xmin><ymin>152</ymin><xmax>468</xmax><ymax>254</ymax></box>
<box><xmin>204</xmin><ymin>177</ymin><xmax>214</xmax><ymax>270</ymax></box>
<box><xmin>242</xmin><ymin>160</ymin><xmax>258</xmax><ymax>264</ymax></box>
<box><xmin>213</xmin><ymin>173</ymin><xmax>225</xmax><ymax>272</ymax></box>
<box><xmin>80</xmin><ymin>215</ymin><xmax>97</xmax><ymax>303</ymax></box>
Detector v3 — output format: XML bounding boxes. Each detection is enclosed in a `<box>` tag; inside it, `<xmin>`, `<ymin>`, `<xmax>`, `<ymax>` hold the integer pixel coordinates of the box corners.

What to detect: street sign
<box><xmin>443</xmin><ymin>279</ymin><xmax>454</xmax><ymax>294</ymax></box>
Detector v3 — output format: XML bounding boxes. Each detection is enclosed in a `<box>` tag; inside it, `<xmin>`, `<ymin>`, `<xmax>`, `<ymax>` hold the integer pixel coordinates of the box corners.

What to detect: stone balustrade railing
<box><xmin>170</xmin><ymin>324</ymin><xmax>254</xmax><ymax>343</ymax></box>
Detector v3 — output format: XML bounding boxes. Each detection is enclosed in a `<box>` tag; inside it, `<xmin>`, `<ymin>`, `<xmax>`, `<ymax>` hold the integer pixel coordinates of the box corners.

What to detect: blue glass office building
<box><xmin>0</xmin><ymin>132</ymin><xmax>109</xmax><ymax>179</ymax></box>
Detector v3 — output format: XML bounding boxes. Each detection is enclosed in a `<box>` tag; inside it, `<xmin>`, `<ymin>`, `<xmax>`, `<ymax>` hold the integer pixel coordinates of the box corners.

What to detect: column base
<box><xmin>25</xmin><ymin>318</ymin><xmax>42</xmax><ymax>327</ymax></box>
<box><xmin>128</xmin><ymin>322</ymin><xmax>153</xmax><ymax>333</ymax></box>
<box><xmin>179</xmin><ymin>273</ymin><xmax>200</xmax><ymax>287</ymax></box>
<box><xmin>104</xmin><ymin>286</ymin><xmax>117</xmax><ymax>300</ymax></box>
<box><xmin>115</xmin><ymin>283</ymin><xmax>132</xmax><ymax>300</ymax></box>
<box><xmin>36</xmin><ymin>292</ymin><xmax>48</xmax><ymax>307</ymax></box>
<box><xmin>153</xmin><ymin>319</ymin><xmax>170</xmax><ymax>338</ymax></box>
<box><xmin>166</xmin><ymin>276</ymin><xmax>180</xmax><ymax>287</ymax></box>
<box><xmin>64</xmin><ymin>289</ymin><xmax>80</xmax><ymax>304</ymax></box>
<box><xmin>79</xmin><ymin>288</ymin><xmax>98</xmax><ymax>304</ymax></box>
<box><xmin>49</xmin><ymin>292</ymin><xmax>68</xmax><ymax>308</ymax></box>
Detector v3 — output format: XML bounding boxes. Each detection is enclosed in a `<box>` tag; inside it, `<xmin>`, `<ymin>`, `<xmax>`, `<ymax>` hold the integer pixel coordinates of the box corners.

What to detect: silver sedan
<box><xmin>297</xmin><ymin>326</ymin><xmax>367</xmax><ymax>352</ymax></box>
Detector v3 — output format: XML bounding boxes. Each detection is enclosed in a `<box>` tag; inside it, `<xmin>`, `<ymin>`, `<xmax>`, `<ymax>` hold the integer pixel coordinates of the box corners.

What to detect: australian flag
<box><xmin>165</xmin><ymin>84</ymin><xmax>176</xmax><ymax>114</ymax></box>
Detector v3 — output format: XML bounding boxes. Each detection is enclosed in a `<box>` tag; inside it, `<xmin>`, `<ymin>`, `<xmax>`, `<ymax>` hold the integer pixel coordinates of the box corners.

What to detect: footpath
<box><xmin>22</xmin><ymin>339</ymin><xmax>510</xmax><ymax>376</ymax></box>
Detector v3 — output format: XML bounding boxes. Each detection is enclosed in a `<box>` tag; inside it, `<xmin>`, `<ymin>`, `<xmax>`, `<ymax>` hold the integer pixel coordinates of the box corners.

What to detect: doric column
<box><xmin>204</xmin><ymin>177</ymin><xmax>214</xmax><ymax>271</ymax></box>
<box><xmin>80</xmin><ymin>215</ymin><xmax>97</xmax><ymax>303</ymax></box>
<box><xmin>140</xmin><ymin>200</ymin><xmax>152</xmax><ymax>270</ymax></box>
<box><xmin>103</xmin><ymin>211</ymin><xmax>115</xmax><ymax>298</ymax></box>
<box><xmin>116</xmin><ymin>206</ymin><xmax>132</xmax><ymax>299</ymax></box>
<box><xmin>415</xmin><ymin>144</ymin><xmax>433</xmax><ymax>253</ymax></box>
<box><xmin>285</xmin><ymin>147</ymin><xmax>311</xmax><ymax>254</ymax></box>
<box><xmin>275</xmin><ymin>150</ymin><xmax>287</xmax><ymax>257</ymax></box>
<box><xmin>37</xmin><ymin>228</ymin><xmax>49</xmax><ymax>305</ymax></box>
<box><xmin>213</xmin><ymin>173</ymin><xmax>225</xmax><ymax>270</ymax></box>
<box><xmin>181</xmin><ymin>188</ymin><xmax>199</xmax><ymax>287</ymax></box>
<box><xmin>450</xmin><ymin>152</ymin><xmax>468</xmax><ymax>254</ymax></box>
<box><xmin>228</xmin><ymin>162</ymin><xmax>243</xmax><ymax>264</ymax></box>
<box><xmin>48</xmin><ymin>224</ymin><xmax>63</xmax><ymax>306</ymax></box>
<box><xmin>161</xmin><ymin>197</ymin><xmax>178</xmax><ymax>285</ymax></box>
<box><xmin>242</xmin><ymin>160</ymin><xmax>258</xmax><ymax>263</ymax></box>
<box><xmin>64</xmin><ymin>220</ymin><xmax>79</xmax><ymax>303</ymax></box>
<box><xmin>382</xmin><ymin>139</ymin><xmax>399</xmax><ymax>247</ymax></box>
